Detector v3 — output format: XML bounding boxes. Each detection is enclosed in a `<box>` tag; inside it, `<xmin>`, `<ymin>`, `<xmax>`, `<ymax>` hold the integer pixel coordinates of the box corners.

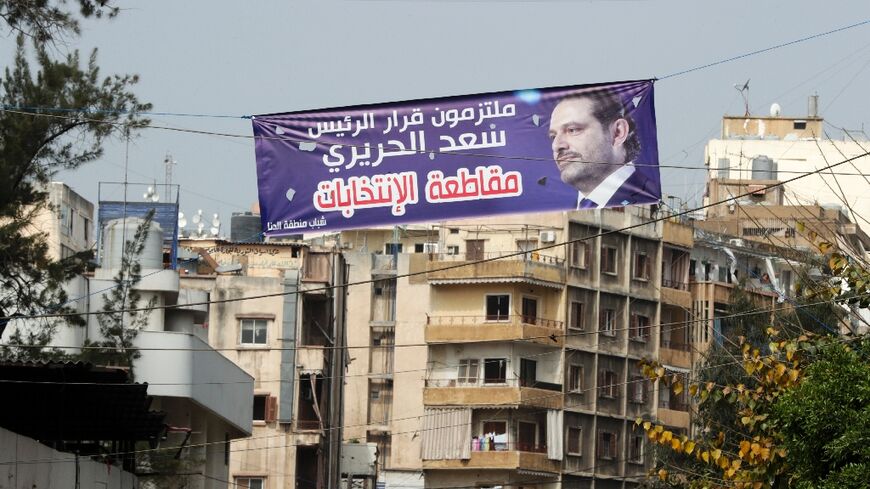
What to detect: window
<box><xmin>793</xmin><ymin>120</ymin><xmax>807</xmax><ymax>130</ymax></box>
<box><xmin>370</xmin><ymin>389</ymin><xmax>380</xmax><ymax>400</ymax></box>
<box><xmin>483</xmin><ymin>358</ymin><xmax>507</xmax><ymax>384</ymax></box>
<box><xmin>384</xmin><ymin>243</ymin><xmax>403</xmax><ymax>254</ymax></box>
<box><xmin>629</xmin><ymin>376</ymin><xmax>646</xmax><ymax>404</ymax></box>
<box><xmin>629</xmin><ymin>435</ymin><xmax>644</xmax><ymax>464</ymax></box>
<box><xmin>630</xmin><ymin>314</ymin><xmax>650</xmax><ymax>342</ymax></box>
<box><xmin>485</xmin><ymin>294</ymin><xmax>510</xmax><ymax>321</ymax></box>
<box><xmin>60</xmin><ymin>244</ymin><xmax>76</xmax><ymax>260</ymax></box>
<box><xmin>83</xmin><ymin>217</ymin><xmax>90</xmax><ymax>243</ymax></box>
<box><xmin>570</xmin><ymin>241</ymin><xmax>587</xmax><ymax>269</ymax></box>
<box><xmin>236</xmin><ymin>477</ymin><xmax>265</xmax><ymax>489</ymax></box>
<box><xmin>601</xmin><ymin>246</ymin><xmax>617</xmax><ymax>275</ymax></box>
<box><xmin>457</xmin><ymin>359</ymin><xmax>479</xmax><ymax>384</ymax></box>
<box><xmin>415</xmin><ymin>242</ymin><xmax>439</xmax><ymax>253</ymax></box>
<box><xmin>449</xmin><ymin>228</ymin><xmax>460</xmax><ymax>234</ymax></box>
<box><xmin>597</xmin><ymin>431</ymin><xmax>617</xmax><ymax>460</ymax></box>
<box><xmin>569</xmin><ymin>365</ymin><xmax>583</xmax><ymax>392</ymax></box>
<box><xmin>567</xmin><ymin>426</ymin><xmax>582</xmax><ymax>456</ymax></box>
<box><xmin>59</xmin><ymin>203</ymin><xmax>73</xmax><ymax>236</ymax></box>
<box><xmin>569</xmin><ymin>302</ymin><xmax>584</xmax><ymax>331</ymax></box>
<box><xmin>240</xmin><ymin>319</ymin><xmax>268</xmax><ymax>345</ymax></box>
<box><xmin>446</xmin><ymin>245</ymin><xmax>460</xmax><ymax>255</ymax></box>
<box><xmin>521</xmin><ymin>297</ymin><xmax>538</xmax><ymax>325</ymax></box>
<box><xmin>481</xmin><ymin>421</ymin><xmax>508</xmax><ymax>451</ymax></box>
<box><xmin>252</xmin><ymin>394</ymin><xmax>276</xmax><ymax>422</ymax></box>
<box><xmin>599</xmin><ymin>309</ymin><xmax>615</xmax><ymax>336</ymax></box>
<box><xmin>598</xmin><ymin>370</ymin><xmax>618</xmax><ymax>399</ymax></box>
<box><xmin>633</xmin><ymin>252</ymin><xmax>650</xmax><ymax>281</ymax></box>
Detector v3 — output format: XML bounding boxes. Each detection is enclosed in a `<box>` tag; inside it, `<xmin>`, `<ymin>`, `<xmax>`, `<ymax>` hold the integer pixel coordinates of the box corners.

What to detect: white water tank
<box><xmin>102</xmin><ymin>217</ymin><xmax>164</xmax><ymax>271</ymax></box>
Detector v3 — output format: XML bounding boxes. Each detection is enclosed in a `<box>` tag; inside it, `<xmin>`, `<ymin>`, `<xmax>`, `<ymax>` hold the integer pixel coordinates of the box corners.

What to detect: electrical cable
<box><xmin>2</xmin><ymin>147</ymin><xmax>867</xmax><ymax>323</ymax></box>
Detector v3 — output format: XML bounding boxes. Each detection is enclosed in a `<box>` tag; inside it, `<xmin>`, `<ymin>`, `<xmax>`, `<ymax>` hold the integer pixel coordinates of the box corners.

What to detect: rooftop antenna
<box><xmin>734</xmin><ymin>79</ymin><xmax>750</xmax><ymax>116</ymax></box>
<box><xmin>164</xmin><ymin>152</ymin><xmax>177</xmax><ymax>202</ymax></box>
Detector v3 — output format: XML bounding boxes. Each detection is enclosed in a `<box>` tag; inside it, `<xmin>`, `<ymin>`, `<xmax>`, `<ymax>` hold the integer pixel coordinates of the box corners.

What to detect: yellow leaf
<box><xmin>655</xmin><ymin>367</ymin><xmax>665</xmax><ymax>378</ymax></box>
<box><xmin>789</xmin><ymin>369</ymin><xmax>799</xmax><ymax>383</ymax></box>
<box><xmin>671</xmin><ymin>438</ymin><xmax>681</xmax><ymax>451</ymax></box>
<box><xmin>701</xmin><ymin>451</ymin><xmax>710</xmax><ymax>463</ymax></box>
<box><xmin>741</xmin><ymin>416</ymin><xmax>752</xmax><ymax>426</ymax></box>
<box><xmin>673</xmin><ymin>382</ymin><xmax>684</xmax><ymax>395</ymax></box>
<box><xmin>732</xmin><ymin>459</ymin><xmax>742</xmax><ymax>469</ymax></box>
<box><xmin>684</xmin><ymin>440</ymin><xmax>696</xmax><ymax>455</ymax></box>
<box><xmin>658</xmin><ymin>468</ymin><xmax>668</xmax><ymax>481</ymax></box>
<box><xmin>712</xmin><ymin>448</ymin><xmax>722</xmax><ymax>461</ymax></box>
<box><xmin>655</xmin><ymin>425</ymin><xmax>664</xmax><ymax>434</ymax></box>
<box><xmin>689</xmin><ymin>384</ymin><xmax>698</xmax><ymax>396</ymax></box>
<box><xmin>661</xmin><ymin>430</ymin><xmax>673</xmax><ymax>442</ymax></box>
<box><xmin>647</xmin><ymin>430</ymin><xmax>657</xmax><ymax>441</ymax></box>
<box><xmin>753</xmin><ymin>482</ymin><xmax>763</xmax><ymax>489</ymax></box>
<box><xmin>726</xmin><ymin>467</ymin><xmax>737</xmax><ymax>478</ymax></box>
<box><xmin>719</xmin><ymin>456</ymin><xmax>730</xmax><ymax>470</ymax></box>
<box><xmin>740</xmin><ymin>440</ymin><xmax>751</xmax><ymax>457</ymax></box>
<box><xmin>643</xmin><ymin>421</ymin><xmax>652</xmax><ymax>431</ymax></box>
<box><xmin>760</xmin><ymin>447</ymin><xmax>771</xmax><ymax>461</ymax></box>
<box><xmin>635</xmin><ymin>417</ymin><xmax>643</xmax><ymax>426</ymax></box>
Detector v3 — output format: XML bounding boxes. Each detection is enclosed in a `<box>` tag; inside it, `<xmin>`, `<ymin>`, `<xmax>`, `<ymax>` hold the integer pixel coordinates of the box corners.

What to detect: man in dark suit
<box><xmin>547</xmin><ymin>90</ymin><xmax>658</xmax><ymax>209</ymax></box>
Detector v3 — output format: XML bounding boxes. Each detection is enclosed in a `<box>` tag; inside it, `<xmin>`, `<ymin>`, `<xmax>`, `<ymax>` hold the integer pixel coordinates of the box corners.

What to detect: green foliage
<box><xmin>772</xmin><ymin>336</ymin><xmax>870</xmax><ymax>489</ymax></box>
<box><xmin>0</xmin><ymin>0</ymin><xmax>119</xmax><ymax>42</ymax></box>
<box><xmin>0</xmin><ymin>13</ymin><xmax>149</xmax><ymax>359</ymax></box>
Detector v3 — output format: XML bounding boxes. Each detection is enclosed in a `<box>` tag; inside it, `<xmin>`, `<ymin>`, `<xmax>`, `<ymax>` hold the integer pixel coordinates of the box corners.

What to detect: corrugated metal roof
<box><xmin>429</xmin><ymin>277</ymin><xmax>563</xmax><ymax>289</ymax></box>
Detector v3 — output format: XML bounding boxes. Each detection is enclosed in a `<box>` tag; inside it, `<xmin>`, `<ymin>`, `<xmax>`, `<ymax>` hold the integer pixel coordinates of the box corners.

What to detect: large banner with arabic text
<box><xmin>252</xmin><ymin>79</ymin><xmax>660</xmax><ymax>235</ymax></box>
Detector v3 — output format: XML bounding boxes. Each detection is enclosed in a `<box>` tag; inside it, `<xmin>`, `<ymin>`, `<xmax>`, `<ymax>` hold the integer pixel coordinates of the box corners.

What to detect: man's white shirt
<box><xmin>575</xmin><ymin>162</ymin><xmax>636</xmax><ymax>210</ymax></box>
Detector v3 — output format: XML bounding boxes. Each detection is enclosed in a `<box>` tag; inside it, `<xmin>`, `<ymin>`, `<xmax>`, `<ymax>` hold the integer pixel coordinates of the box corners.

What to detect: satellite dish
<box><xmin>212</xmin><ymin>214</ymin><xmax>221</xmax><ymax>227</ymax></box>
<box><xmin>770</xmin><ymin>103</ymin><xmax>782</xmax><ymax>117</ymax></box>
<box><xmin>151</xmin><ymin>193</ymin><xmax>160</xmax><ymax>202</ymax></box>
<box><xmin>192</xmin><ymin>210</ymin><xmax>202</xmax><ymax>225</ymax></box>
<box><xmin>210</xmin><ymin>226</ymin><xmax>219</xmax><ymax>236</ymax></box>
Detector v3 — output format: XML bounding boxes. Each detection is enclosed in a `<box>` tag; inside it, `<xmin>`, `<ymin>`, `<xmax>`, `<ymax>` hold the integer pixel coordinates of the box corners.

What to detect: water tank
<box><xmin>230</xmin><ymin>212</ymin><xmax>265</xmax><ymax>243</ymax></box>
<box><xmin>751</xmin><ymin>155</ymin><xmax>777</xmax><ymax>180</ymax></box>
<box><xmin>102</xmin><ymin>217</ymin><xmax>164</xmax><ymax>271</ymax></box>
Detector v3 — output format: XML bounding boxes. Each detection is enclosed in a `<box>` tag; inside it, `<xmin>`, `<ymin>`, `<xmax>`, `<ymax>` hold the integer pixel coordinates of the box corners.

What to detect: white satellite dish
<box><xmin>192</xmin><ymin>210</ymin><xmax>202</xmax><ymax>225</ymax></box>
<box><xmin>212</xmin><ymin>213</ymin><xmax>220</xmax><ymax>227</ymax></box>
<box><xmin>151</xmin><ymin>193</ymin><xmax>160</xmax><ymax>202</ymax></box>
<box><xmin>210</xmin><ymin>226</ymin><xmax>219</xmax><ymax>236</ymax></box>
<box><xmin>770</xmin><ymin>103</ymin><xmax>782</xmax><ymax>117</ymax></box>
<box><xmin>178</xmin><ymin>211</ymin><xmax>188</xmax><ymax>229</ymax></box>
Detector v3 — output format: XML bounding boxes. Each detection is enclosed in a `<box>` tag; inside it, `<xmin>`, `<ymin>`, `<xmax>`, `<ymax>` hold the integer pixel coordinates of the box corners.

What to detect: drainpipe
<box><xmin>279</xmin><ymin>270</ymin><xmax>300</xmax><ymax>423</ymax></box>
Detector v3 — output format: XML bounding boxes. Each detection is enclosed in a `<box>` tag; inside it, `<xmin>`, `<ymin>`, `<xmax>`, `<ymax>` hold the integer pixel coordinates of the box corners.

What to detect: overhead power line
<box><xmin>2</xmin><ymin>148</ymin><xmax>867</xmax><ymax>323</ymax></box>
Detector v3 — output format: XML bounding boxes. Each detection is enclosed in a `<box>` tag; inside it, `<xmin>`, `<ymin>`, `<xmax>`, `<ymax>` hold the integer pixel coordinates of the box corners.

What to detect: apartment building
<box><xmin>178</xmin><ymin>237</ymin><xmax>347</xmax><ymax>489</ymax></box>
<box><xmin>703</xmin><ymin>95</ymin><xmax>870</xmax><ymax>224</ymax></box>
<box><xmin>338</xmin><ymin>208</ymin><xmax>692</xmax><ymax>489</ymax></box>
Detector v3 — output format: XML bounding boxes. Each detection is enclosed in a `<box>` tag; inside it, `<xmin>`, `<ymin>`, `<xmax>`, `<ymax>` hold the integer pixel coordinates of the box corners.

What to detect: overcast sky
<box><xmin>8</xmin><ymin>0</ymin><xmax>870</xmax><ymax>232</ymax></box>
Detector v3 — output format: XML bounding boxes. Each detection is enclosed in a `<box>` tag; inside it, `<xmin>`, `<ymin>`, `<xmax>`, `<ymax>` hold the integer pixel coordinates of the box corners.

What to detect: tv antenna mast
<box><xmin>164</xmin><ymin>152</ymin><xmax>177</xmax><ymax>201</ymax></box>
<box><xmin>734</xmin><ymin>79</ymin><xmax>750</xmax><ymax>116</ymax></box>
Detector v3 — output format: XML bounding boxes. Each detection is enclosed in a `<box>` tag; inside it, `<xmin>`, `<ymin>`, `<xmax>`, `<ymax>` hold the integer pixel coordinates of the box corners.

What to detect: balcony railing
<box><xmin>659</xmin><ymin>400</ymin><xmax>689</xmax><ymax>411</ymax></box>
<box><xmin>431</xmin><ymin>251</ymin><xmax>564</xmax><ymax>266</ymax></box>
<box><xmin>470</xmin><ymin>440</ymin><xmax>547</xmax><ymax>454</ymax></box>
<box><xmin>425</xmin><ymin>378</ymin><xmax>562</xmax><ymax>392</ymax></box>
<box><xmin>427</xmin><ymin>314</ymin><xmax>564</xmax><ymax>329</ymax></box>
<box><xmin>662</xmin><ymin>278</ymin><xmax>689</xmax><ymax>291</ymax></box>
<box><xmin>659</xmin><ymin>340</ymin><xmax>692</xmax><ymax>352</ymax></box>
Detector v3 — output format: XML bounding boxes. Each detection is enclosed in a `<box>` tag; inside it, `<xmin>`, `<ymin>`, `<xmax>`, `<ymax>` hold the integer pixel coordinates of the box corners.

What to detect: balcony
<box><xmin>423</xmin><ymin>378</ymin><xmax>563</xmax><ymax>409</ymax></box>
<box><xmin>426</xmin><ymin>315</ymin><xmax>564</xmax><ymax>346</ymax></box>
<box><xmin>422</xmin><ymin>449</ymin><xmax>560</xmax><ymax>473</ymax></box>
<box><xmin>660</xmin><ymin>340</ymin><xmax>692</xmax><ymax>368</ymax></box>
<box><xmin>426</xmin><ymin>252</ymin><xmax>566</xmax><ymax>287</ymax></box>
<box><xmin>663</xmin><ymin>220</ymin><xmax>693</xmax><ymax>248</ymax></box>
<box><xmin>134</xmin><ymin>330</ymin><xmax>254</xmax><ymax>436</ymax></box>
<box><xmin>658</xmin><ymin>399</ymin><xmax>691</xmax><ymax>429</ymax></box>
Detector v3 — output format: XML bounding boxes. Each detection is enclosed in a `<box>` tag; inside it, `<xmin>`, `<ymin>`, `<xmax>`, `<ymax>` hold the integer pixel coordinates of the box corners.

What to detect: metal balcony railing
<box><xmin>427</xmin><ymin>314</ymin><xmax>564</xmax><ymax>329</ymax></box>
<box><xmin>430</xmin><ymin>251</ymin><xmax>564</xmax><ymax>266</ymax></box>
<box><xmin>662</xmin><ymin>278</ymin><xmax>689</xmax><ymax>291</ymax></box>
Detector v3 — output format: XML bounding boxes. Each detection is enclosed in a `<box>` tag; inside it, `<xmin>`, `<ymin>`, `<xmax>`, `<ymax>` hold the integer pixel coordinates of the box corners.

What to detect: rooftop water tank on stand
<box><xmin>101</xmin><ymin>217</ymin><xmax>164</xmax><ymax>271</ymax></box>
<box><xmin>751</xmin><ymin>155</ymin><xmax>777</xmax><ymax>180</ymax></box>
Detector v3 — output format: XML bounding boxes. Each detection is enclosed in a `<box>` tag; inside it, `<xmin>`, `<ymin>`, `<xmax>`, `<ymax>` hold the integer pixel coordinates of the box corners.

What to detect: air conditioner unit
<box><xmin>539</xmin><ymin>231</ymin><xmax>556</xmax><ymax>243</ymax></box>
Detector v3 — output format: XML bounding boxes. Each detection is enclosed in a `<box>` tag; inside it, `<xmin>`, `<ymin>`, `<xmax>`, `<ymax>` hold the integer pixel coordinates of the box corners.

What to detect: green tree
<box><xmin>0</xmin><ymin>4</ymin><xmax>150</xmax><ymax>358</ymax></box>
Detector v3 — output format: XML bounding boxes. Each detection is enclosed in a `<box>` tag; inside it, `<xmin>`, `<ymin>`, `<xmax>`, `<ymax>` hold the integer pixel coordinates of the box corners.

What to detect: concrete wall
<box><xmin>0</xmin><ymin>427</ymin><xmax>137</xmax><ymax>489</ymax></box>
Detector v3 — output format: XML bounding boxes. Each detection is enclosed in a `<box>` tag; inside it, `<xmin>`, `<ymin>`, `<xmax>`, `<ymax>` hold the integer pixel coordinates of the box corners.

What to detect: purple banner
<box><xmin>252</xmin><ymin>79</ymin><xmax>660</xmax><ymax>235</ymax></box>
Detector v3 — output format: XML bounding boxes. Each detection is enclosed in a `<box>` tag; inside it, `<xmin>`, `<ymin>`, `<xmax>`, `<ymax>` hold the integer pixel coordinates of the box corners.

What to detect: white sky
<box><xmin>7</xmin><ymin>0</ymin><xmax>870</xmax><ymax>230</ymax></box>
